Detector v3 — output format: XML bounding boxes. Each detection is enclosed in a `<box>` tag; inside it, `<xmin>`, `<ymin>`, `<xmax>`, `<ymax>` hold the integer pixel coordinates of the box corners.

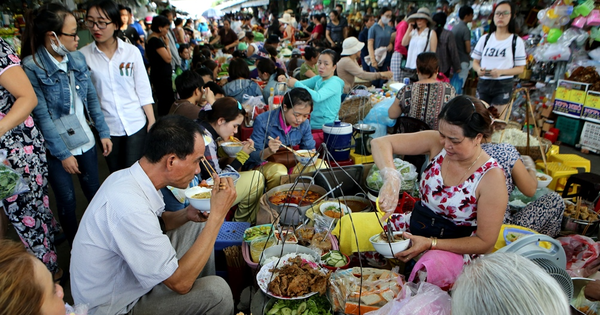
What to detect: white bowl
<box><xmin>294</xmin><ymin>150</ymin><xmax>318</xmax><ymax>165</ymax></box>
<box><xmin>205</xmin><ymin>171</ymin><xmax>241</xmax><ymax>186</ymax></box>
<box><xmin>536</xmin><ymin>173</ymin><xmax>553</xmax><ymax>188</ymax></box>
<box><xmin>220</xmin><ymin>142</ymin><xmax>244</xmax><ymax>157</ymax></box>
<box><xmin>369</xmin><ymin>232</ymin><xmax>411</xmax><ymax>258</ymax></box>
<box><xmin>319</xmin><ymin>201</ymin><xmax>351</xmax><ymax>219</ymax></box>
<box><xmin>184</xmin><ymin>186</ymin><xmax>212</xmax><ymax>212</ymax></box>
<box><xmin>259</xmin><ymin>244</ymin><xmax>321</xmax><ymax>265</ymax></box>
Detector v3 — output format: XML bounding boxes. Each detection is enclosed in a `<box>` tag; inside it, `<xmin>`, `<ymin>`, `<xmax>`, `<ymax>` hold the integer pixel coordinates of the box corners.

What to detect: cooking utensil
<box><xmin>385</xmin><ymin>220</ymin><xmax>395</xmax><ymax>243</ymax></box>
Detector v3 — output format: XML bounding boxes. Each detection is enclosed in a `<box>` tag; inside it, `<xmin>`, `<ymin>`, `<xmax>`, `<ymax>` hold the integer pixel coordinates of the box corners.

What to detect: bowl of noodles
<box><xmin>294</xmin><ymin>150</ymin><xmax>318</xmax><ymax>165</ymax></box>
<box><xmin>221</xmin><ymin>138</ymin><xmax>245</xmax><ymax>157</ymax></box>
<box><xmin>184</xmin><ymin>186</ymin><xmax>212</xmax><ymax>212</ymax></box>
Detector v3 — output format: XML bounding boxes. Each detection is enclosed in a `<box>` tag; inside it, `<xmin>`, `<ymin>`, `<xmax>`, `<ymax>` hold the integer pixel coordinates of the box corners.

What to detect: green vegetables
<box><xmin>321</xmin><ymin>250</ymin><xmax>347</xmax><ymax>268</ymax></box>
<box><xmin>366</xmin><ymin>158</ymin><xmax>418</xmax><ymax>192</ymax></box>
<box><xmin>266</xmin><ymin>295</ymin><xmax>332</xmax><ymax>315</ymax></box>
<box><xmin>0</xmin><ymin>164</ymin><xmax>24</xmax><ymax>200</ymax></box>
<box><xmin>244</xmin><ymin>225</ymin><xmax>273</xmax><ymax>242</ymax></box>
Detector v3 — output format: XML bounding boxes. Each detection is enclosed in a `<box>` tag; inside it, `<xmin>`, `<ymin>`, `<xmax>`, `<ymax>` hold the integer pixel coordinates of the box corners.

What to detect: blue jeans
<box><xmin>47</xmin><ymin>146</ymin><xmax>100</xmax><ymax>245</ymax></box>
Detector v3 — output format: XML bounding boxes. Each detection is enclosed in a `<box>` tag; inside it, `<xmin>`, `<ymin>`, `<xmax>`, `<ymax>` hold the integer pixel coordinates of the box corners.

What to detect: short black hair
<box><xmin>178</xmin><ymin>43</ymin><xmax>190</xmax><ymax>55</ymax></box>
<box><xmin>175</xmin><ymin>70</ymin><xmax>204</xmax><ymax>99</ymax></box>
<box><xmin>283</xmin><ymin>88</ymin><xmax>313</xmax><ymax>110</ymax></box>
<box><xmin>228</xmin><ymin>58</ymin><xmax>250</xmax><ymax>80</ymax></box>
<box><xmin>198</xmin><ymin>97</ymin><xmax>246</xmax><ymax>124</ymax></box>
<box><xmin>118</xmin><ymin>5</ymin><xmax>131</xmax><ymax>14</ymax></box>
<box><xmin>379</xmin><ymin>7</ymin><xmax>392</xmax><ymax>17</ymax></box>
<box><xmin>438</xmin><ymin>95</ymin><xmax>493</xmax><ymax>139</ymax></box>
<box><xmin>320</xmin><ymin>49</ymin><xmax>339</xmax><ymax>65</ymax></box>
<box><xmin>336</xmin><ymin>4</ymin><xmax>344</xmax><ymax>9</ymax></box>
<box><xmin>87</xmin><ymin>0</ymin><xmax>123</xmax><ymax>38</ymax></box>
<box><xmin>151</xmin><ymin>15</ymin><xmax>170</xmax><ymax>33</ymax></box>
<box><xmin>459</xmin><ymin>6</ymin><xmax>474</xmax><ymax>19</ymax></box>
<box><xmin>204</xmin><ymin>81</ymin><xmax>225</xmax><ymax>96</ymax></box>
<box><xmin>160</xmin><ymin>9</ymin><xmax>172</xmax><ymax>17</ymax></box>
<box><xmin>195</xmin><ymin>67</ymin><xmax>214</xmax><ymax>80</ymax></box>
<box><xmin>143</xmin><ymin>115</ymin><xmax>203</xmax><ymax>163</ymax></box>
<box><xmin>174</xmin><ymin>17</ymin><xmax>184</xmax><ymax>26</ymax></box>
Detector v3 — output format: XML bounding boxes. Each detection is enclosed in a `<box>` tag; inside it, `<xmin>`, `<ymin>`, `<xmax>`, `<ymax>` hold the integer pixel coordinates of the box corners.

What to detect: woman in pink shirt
<box><xmin>391</xmin><ymin>10</ymin><xmax>416</xmax><ymax>81</ymax></box>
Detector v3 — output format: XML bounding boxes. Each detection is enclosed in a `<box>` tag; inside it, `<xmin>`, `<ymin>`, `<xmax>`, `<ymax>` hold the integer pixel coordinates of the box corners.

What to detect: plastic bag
<box><xmin>450</xmin><ymin>73</ymin><xmax>464</xmax><ymax>95</ymax></box>
<box><xmin>366</xmin><ymin>158</ymin><xmax>417</xmax><ymax>193</ymax></box>
<box><xmin>0</xmin><ymin>150</ymin><xmax>29</xmax><ymax>201</ymax></box>
<box><xmin>558</xmin><ymin>234</ymin><xmax>600</xmax><ymax>277</ymax></box>
<box><xmin>573</xmin><ymin>282</ymin><xmax>600</xmax><ymax>315</ymax></box>
<box><xmin>241</xmin><ymin>94</ymin><xmax>266</xmax><ymax>127</ymax></box>
<box><xmin>65</xmin><ymin>303</ymin><xmax>89</xmax><ymax>315</ymax></box>
<box><xmin>362</xmin><ymin>97</ymin><xmax>396</xmax><ymax>138</ymax></box>
<box><xmin>364</xmin><ymin>282</ymin><xmax>452</xmax><ymax>315</ymax></box>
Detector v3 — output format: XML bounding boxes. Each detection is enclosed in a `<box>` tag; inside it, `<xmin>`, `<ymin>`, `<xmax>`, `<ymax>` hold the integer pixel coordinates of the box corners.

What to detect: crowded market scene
<box><xmin>3</xmin><ymin>0</ymin><xmax>600</xmax><ymax>313</ymax></box>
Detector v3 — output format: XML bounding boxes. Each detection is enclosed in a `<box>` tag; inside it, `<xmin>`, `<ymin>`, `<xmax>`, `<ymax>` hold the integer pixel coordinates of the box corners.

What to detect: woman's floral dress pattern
<box><xmin>481</xmin><ymin>143</ymin><xmax>564</xmax><ymax>237</ymax></box>
<box><xmin>0</xmin><ymin>38</ymin><xmax>59</xmax><ymax>273</ymax></box>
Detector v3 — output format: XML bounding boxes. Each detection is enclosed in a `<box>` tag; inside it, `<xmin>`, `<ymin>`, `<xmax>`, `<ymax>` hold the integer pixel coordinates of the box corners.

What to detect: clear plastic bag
<box><xmin>573</xmin><ymin>283</ymin><xmax>600</xmax><ymax>315</ymax></box>
<box><xmin>65</xmin><ymin>303</ymin><xmax>89</xmax><ymax>315</ymax></box>
<box><xmin>362</xmin><ymin>97</ymin><xmax>397</xmax><ymax>138</ymax></box>
<box><xmin>0</xmin><ymin>150</ymin><xmax>29</xmax><ymax>201</ymax></box>
<box><xmin>366</xmin><ymin>158</ymin><xmax>417</xmax><ymax>193</ymax></box>
<box><xmin>364</xmin><ymin>282</ymin><xmax>452</xmax><ymax>315</ymax></box>
<box><xmin>241</xmin><ymin>95</ymin><xmax>266</xmax><ymax>127</ymax></box>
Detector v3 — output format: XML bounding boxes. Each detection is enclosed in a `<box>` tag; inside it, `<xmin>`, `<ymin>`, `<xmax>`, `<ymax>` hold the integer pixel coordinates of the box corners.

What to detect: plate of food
<box><xmin>257</xmin><ymin>255</ymin><xmax>330</xmax><ymax>300</ymax></box>
<box><xmin>243</xmin><ymin>224</ymin><xmax>273</xmax><ymax>243</ymax></box>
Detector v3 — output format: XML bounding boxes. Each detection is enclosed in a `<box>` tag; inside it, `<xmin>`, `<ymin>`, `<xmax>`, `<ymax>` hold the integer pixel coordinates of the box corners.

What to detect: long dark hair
<box><xmin>197</xmin><ymin>97</ymin><xmax>246</xmax><ymax>123</ymax></box>
<box><xmin>86</xmin><ymin>0</ymin><xmax>123</xmax><ymax>39</ymax></box>
<box><xmin>256</xmin><ymin>59</ymin><xmax>285</xmax><ymax>78</ymax></box>
<box><xmin>438</xmin><ymin>95</ymin><xmax>493</xmax><ymax>139</ymax></box>
<box><xmin>21</xmin><ymin>3</ymin><xmax>72</xmax><ymax>60</ymax></box>
<box><xmin>432</xmin><ymin>12</ymin><xmax>447</xmax><ymax>39</ymax></box>
<box><xmin>489</xmin><ymin>1</ymin><xmax>516</xmax><ymax>34</ymax></box>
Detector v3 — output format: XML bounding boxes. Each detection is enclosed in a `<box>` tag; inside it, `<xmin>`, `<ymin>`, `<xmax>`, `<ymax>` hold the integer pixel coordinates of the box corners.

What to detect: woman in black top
<box><xmin>147</xmin><ymin>15</ymin><xmax>174</xmax><ymax>116</ymax></box>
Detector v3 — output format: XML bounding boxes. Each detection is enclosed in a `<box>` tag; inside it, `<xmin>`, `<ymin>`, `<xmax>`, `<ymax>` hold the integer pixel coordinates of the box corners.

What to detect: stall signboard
<box><xmin>583</xmin><ymin>91</ymin><xmax>600</xmax><ymax>123</ymax></box>
<box><xmin>553</xmin><ymin>80</ymin><xmax>589</xmax><ymax>118</ymax></box>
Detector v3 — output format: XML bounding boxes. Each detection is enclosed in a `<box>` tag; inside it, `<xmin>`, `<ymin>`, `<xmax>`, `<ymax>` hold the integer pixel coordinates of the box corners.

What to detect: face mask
<box><xmin>50</xmin><ymin>32</ymin><xmax>70</xmax><ymax>56</ymax></box>
<box><xmin>380</xmin><ymin>16</ymin><xmax>391</xmax><ymax>24</ymax></box>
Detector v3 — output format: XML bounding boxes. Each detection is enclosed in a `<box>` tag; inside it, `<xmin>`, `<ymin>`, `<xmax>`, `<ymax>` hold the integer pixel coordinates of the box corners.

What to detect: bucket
<box><xmin>323</xmin><ymin>120</ymin><xmax>353</xmax><ymax>161</ymax></box>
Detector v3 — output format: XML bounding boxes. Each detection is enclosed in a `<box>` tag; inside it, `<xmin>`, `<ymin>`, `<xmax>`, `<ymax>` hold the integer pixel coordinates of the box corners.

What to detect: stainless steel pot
<box><xmin>265</xmin><ymin>182</ymin><xmax>328</xmax><ymax>225</ymax></box>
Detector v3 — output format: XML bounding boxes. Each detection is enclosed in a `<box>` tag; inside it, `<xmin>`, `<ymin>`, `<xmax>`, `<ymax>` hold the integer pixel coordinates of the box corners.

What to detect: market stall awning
<box><xmin>241</xmin><ymin>0</ymin><xmax>269</xmax><ymax>8</ymax></box>
<box><xmin>217</xmin><ymin>0</ymin><xmax>246</xmax><ymax>11</ymax></box>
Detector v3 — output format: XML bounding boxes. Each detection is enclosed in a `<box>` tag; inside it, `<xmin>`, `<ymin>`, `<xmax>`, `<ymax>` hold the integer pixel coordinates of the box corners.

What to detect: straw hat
<box><xmin>237</xmin><ymin>31</ymin><xmax>246</xmax><ymax>40</ymax></box>
<box><xmin>407</xmin><ymin>7</ymin><xmax>435</xmax><ymax>27</ymax></box>
<box><xmin>341</xmin><ymin>37</ymin><xmax>365</xmax><ymax>56</ymax></box>
<box><xmin>279</xmin><ymin>13</ymin><xmax>295</xmax><ymax>25</ymax></box>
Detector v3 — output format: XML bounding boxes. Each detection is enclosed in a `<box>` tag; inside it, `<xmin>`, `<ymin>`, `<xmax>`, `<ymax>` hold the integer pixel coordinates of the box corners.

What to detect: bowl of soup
<box><xmin>294</xmin><ymin>150</ymin><xmax>318</xmax><ymax>165</ymax></box>
<box><xmin>184</xmin><ymin>186</ymin><xmax>212</xmax><ymax>212</ymax></box>
<box><xmin>369</xmin><ymin>231</ymin><xmax>411</xmax><ymax>258</ymax></box>
<box><xmin>221</xmin><ymin>141</ymin><xmax>244</xmax><ymax>157</ymax></box>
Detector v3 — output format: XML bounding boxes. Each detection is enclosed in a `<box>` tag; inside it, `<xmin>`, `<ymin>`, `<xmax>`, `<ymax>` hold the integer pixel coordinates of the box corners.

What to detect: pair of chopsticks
<box><xmin>268</xmin><ymin>136</ymin><xmax>296</xmax><ymax>154</ymax></box>
<box><xmin>200</xmin><ymin>158</ymin><xmax>226</xmax><ymax>189</ymax></box>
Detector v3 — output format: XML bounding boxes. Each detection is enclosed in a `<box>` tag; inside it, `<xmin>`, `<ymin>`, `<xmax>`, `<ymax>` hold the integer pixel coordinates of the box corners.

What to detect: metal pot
<box><xmin>335</xmin><ymin>195</ymin><xmax>373</xmax><ymax>212</ymax></box>
<box><xmin>265</xmin><ymin>182</ymin><xmax>328</xmax><ymax>213</ymax></box>
<box><xmin>561</xmin><ymin>215</ymin><xmax>600</xmax><ymax>237</ymax></box>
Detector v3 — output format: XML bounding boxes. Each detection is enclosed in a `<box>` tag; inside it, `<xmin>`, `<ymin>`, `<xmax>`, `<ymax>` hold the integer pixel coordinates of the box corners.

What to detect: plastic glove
<box><xmin>378</xmin><ymin>167</ymin><xmax>402</xmax><ymax>213</ymax></box>
<box><xmin>521</xmin><ymin>155</ymin><xmax>537</xmax><ymax>178</ymax></box>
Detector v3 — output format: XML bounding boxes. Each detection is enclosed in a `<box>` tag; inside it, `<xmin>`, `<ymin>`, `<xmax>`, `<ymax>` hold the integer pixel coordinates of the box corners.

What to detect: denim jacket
<box><xmin>23</xmin><ymin>49</ymin><xmax>110</xmax><ymax>161</ymax></box>
<box><xmin>246</xmin><ymin>108</ymin><xmax>315</xmax><ymax>170</ymax></box>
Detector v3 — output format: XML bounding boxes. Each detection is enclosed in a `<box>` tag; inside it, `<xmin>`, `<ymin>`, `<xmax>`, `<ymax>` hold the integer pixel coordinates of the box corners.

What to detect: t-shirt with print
<box><xmin>452</xmin><ymin>20</ymin><xmax>471</xmax><ymax>63</ymax></box>
<box><xmin>326</xmin><ymin>20</ymin><xmax>347</xmax><ymax>44</ymax></box>
<box><xmin>368</xmin><ymin>23</ymin><xmax>395</xmax><ymax>49</ymax></box>
<box><xmin>471</xmin><ymin>33</ymin><xmax>526</xmax><ymax>80</ymax></box>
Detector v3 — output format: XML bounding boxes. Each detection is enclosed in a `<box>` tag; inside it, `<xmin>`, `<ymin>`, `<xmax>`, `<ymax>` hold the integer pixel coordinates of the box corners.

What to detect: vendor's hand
<box><xmin>185</xmin><ymin>204</ymin><xmax>209</xmax><ymax>222</ymax></box>
<box><xmin>521</xmin><ymin>155</ymin><xmax>537</xmax><ymax>178</ymax></box>
<box><xmin>101</xmin><ymin>138</ymin><xmax>113</xmax><ymax>157</ymax></box>
<box><xmin>242</xmin><ymin>138</ymin><xmax>255</xmax><ymax>154</ymax></box>
<box><xmin>394</xmin><ymin>232</ymin><xmax>430</xmax><ymax>262</ymax></box>
<box><xmin>277</xmin><ymin>75</ymin><xmax>287</xmax><ymax>83</ymax></box>
<box><xmin>381</xmin><ymin>71</ymin><xmax>393</xmax><ymax>79</ymax></box>
<box><xmin>378</xmin><ymin>167</ymin><xmax>402</xmax><ymax>213</ymax></box>
<box><xmin>204</xmin><ymin>87</ymin><xmax>216</xmax><ymax>105</ymax></box>
<box><xmin>267</xmin><ymin>136</ymin><xmax>281</xmax><ymax>155</ymax></box>
<box><xmin>209</xmin><ymin>176</ymin><xmax>237</xmax><ymax>222</ymax></box>
<box><xmin>62</xmin><ymin>156</ymin><xmax>81</xmax><ymax>174</ymax></box>
<box><xmin>489</xmin><ymin>69</ymin><xmax>502</xmax><ymax>78</ymax></box>
<box><xmin>585</xmin><ymin>280</ymin><xmax>600</xmax><ymax>301</ymax></box>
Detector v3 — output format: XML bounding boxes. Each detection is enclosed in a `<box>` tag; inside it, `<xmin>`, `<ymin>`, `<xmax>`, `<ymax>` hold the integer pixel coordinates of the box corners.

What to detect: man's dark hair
<box><xmin>144</xmin><ymin>116</ymin><xmax>202</xmax><ymax>163</ymax></box>
<box><xmin>175</xmin><ymin>70</ymin><xmax>204</xmax><ymax>99</ymax></box>
<box><xmin>178</xmin><ymin>43</ymin><xmax>190</xmax><ymax>55</ymax></box>
<box><xmin>195</xmin><ymin>67</ymin><xmax>214</xmax><ymax>80</ymax></box>
<box><xmin>160</xmin><ymin>9</ymin><xmax>172</xmax><ymax>17</ymax></box>
<box><xmin>228</xmin><ymin>58</ymin><xmax>250</xmax><ymax>80</ymax></box>
<box><xmin>151</xmin><ymin>15</ymin><xmax>170</xmax><ymax>33</ymax></box>
<box><xmin>204</xmin><ymin>81</ymin><xmax>225</xmax><ymax>96</ymax></box>
<box><xmin>459</xmin><ymin>6</ymin><xmax>474</xmax><ymax>20</ymax></box>
<box><xmin>336</xmin><ymin>4</ymin><xmax>344</xmax><ymax>10</ymax></box>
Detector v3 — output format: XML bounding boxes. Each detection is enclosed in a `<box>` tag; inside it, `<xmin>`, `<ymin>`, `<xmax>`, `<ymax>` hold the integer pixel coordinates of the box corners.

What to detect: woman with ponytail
<box><xmin>22</xmin><ymin>3</ymin><xmax>112</xmax><ymax>247</ymax></box>
<box><xmin>161</xmin><ymin>97</ymin><xmax>265</xmax><ymax>224</ymax></box>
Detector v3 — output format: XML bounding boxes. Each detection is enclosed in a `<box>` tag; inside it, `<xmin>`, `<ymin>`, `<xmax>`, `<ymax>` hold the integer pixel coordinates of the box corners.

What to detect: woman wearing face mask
<box><xmin>472</xmin><ymin>1</ymin><xmax>525</xmax><ymax>119</ymax></box>
<box><xmin>402</xmin><ymin>8</ymin><xmax>438</xmax><ymax>83</ymax></box>
<box><xmin>80</xmin><ymin>0</ymin><xmax>155</xmax><ymax>173</ymax></box>
<box><xmin>22</xmin><ymin>3</ymin><xmax>112</xmax><ymax>246</ymax></box>
<box><xmin>278</xmin><ymin>49</ymin><xmax>344</xmax><ymax>130</ymax></box>
<box><xmin>367</xmin><ymin>7</ymin><xmax>395</xmax><ymax>88</ymax></box>
<box><xmin>257</xmin><ymin>58</ymin><xmax>286</xmax><ymax>102</ymax></box>
<box><xmin>161</xmin><ymin>97</ymin><xmax>265</xmax><ymax>224</ymax></box>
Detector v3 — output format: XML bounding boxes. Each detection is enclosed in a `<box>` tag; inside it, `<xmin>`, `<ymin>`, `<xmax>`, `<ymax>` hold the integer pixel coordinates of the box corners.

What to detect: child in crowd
<box><xmin>178</xmin><ymin>43</ymin><xmax>191</xmax><ymax>71</ymax></box>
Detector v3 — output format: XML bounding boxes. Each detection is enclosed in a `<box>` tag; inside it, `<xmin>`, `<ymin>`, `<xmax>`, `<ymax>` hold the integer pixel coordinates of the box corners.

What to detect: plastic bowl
<box><xmin>294</xmin><ymin>150</ymin><xmax>318</xmax><ymax>165</ymax></box>
<box><xmin>206</xmin><ymin>172</ymin><xmax>241</xmax><ymax>186</ymax></box>
<box><xmin>184</xmin><ymin>186</ymin><xmax>212</xmax><ymax>212</ymax></box>
<box><xmin>369</xmin><ymin>232</ymin><xmax>411</xmax><ymax>258</ymax></box>
<box><xmin>320</xmin><ymin>201</ymin><xmax>351</xmax><ymax>220</ymax></box>
<box><xmin>321</xmin><ymin>250</ymin><xmax>350</xmax><ymax>270</ymax></box>
<box><xmin>536</xmin><ymin>173</ymin><xmax>553</xmax><ymax>188</ymax></box>
<box><xmin>220</xmin><ymin>142</ymin><xmax>244</xmax><ymax>157</ymax></box>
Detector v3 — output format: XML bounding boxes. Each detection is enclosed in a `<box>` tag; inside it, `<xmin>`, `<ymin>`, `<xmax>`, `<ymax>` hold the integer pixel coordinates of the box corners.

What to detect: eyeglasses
<box><xmin>59</xmin><ymin>31</ymin><xmax>78</xmax><ymax>39</ymax></box>
<box><xmin>495</xmin><ymin>11</ymin><xmax>511</xmax><ymax>17</ymax></box>
<box><xmin>85</xmin><ymin>20</ymin><xmax>113</xmax><ymax>29</ymax></box>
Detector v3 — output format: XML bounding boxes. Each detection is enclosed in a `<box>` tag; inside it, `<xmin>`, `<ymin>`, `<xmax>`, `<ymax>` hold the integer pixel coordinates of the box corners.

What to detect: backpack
<box><xmin>482</xmin><ymin>33</ymin><xmax>517</xmax><ymax>67</ymax></box>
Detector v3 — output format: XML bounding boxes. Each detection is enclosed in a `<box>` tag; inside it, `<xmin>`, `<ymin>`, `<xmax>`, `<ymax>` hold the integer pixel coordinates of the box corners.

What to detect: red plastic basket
<box><xmin>396</xmin><ymin>192</ymin><xmax>418</xmax><ymax>214</ymax></box>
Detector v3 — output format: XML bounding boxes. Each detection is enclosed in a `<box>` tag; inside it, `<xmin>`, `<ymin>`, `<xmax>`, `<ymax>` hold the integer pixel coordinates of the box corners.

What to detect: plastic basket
<box><xmin>215</xmin><ymin>221</ymin><xmax>251</xmax><ymax>251</ymax></box>
<box><xmin>580</xmin><ymin>121</ymin><xmax>600</xmax><ymax>152</ymax></box>
<box><xmin>555</xmin><ymin>116</ymin><xmax>585</xmax><ymax>146</ymax></box>
<box><xmin>397</xmin><ymin>192</ymin><xmax>419</xmax><ymax>214</ymax></box>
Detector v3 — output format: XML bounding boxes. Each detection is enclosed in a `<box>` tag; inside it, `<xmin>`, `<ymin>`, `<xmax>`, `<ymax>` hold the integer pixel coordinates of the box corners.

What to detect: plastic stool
<box><xmin>214</xmin><ymin>221</ymin><xmax>250</xmax><ymax>251</ymax></box>
<box><xmin>537</xmin><ymin>162</ymin><xmax>578</xmax><ymax>191</ymax></box>
<box><xmin>562</xmin><ymin>173</ymin><xmax>600</xmax><ymax>201</ymax></box>
<box><xmin>548</xmin><ymin>154</ymin><xmax>591</xmax><ymax>172</ymax></box>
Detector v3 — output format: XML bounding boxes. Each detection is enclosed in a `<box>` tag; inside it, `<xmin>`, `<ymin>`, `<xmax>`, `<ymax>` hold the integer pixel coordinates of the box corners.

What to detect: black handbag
<box><xmin>409</xmin><ymin>201</ymin><xmax>477</xmax><ymax>239</ymax></box>
<box><xmin>52</xmin><ymin>71</ymin><xmax>90</xmax><ymax>150</ymax></box>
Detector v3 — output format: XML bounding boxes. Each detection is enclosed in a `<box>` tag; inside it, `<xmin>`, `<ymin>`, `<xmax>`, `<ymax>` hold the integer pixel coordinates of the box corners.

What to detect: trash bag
<box><xmin>362</xmin><ymin>97</ymin><xmax>397</xmax><ymax>138</ymax></box>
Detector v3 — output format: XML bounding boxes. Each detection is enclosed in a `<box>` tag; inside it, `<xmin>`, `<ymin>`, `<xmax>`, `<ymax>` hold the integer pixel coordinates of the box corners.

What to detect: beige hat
<box><xmin>279</xmin><ymin>13</ymin><xmax>295</xmax><ymax>25</ymax></box>
<box><xmin>341</xmin><ymin>37</ymin><xmax>365</xmax><ymax>56</ymax></box>
<box><xmin>407</xmin><ymin>7</ymin><xmax>435</xmax><ymax>27</ymax></box>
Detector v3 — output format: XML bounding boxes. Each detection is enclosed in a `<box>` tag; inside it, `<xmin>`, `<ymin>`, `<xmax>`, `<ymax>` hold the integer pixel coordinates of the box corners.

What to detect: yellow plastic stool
<box><xmin>548</xmin><ymin>154</ymin><xmax>591</xmax><ymax>172</ymax></box>
<box><xmin>546</xmin><ymin>145</ymin><xmax>560</xmax><ymax>159</ymax></box>
<box><xmin>536</xmin><ymin>162</ymin><xmax>578</xmax><ymax>191</ymax></box>
<box><xmin>350</xmin><ymin>149</ymin><xmax>373</xmax><ymax>164</ymax></box>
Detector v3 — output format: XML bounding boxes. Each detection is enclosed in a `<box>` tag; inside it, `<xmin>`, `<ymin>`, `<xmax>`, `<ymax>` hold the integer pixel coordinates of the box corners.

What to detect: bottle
<box><xmin>268</xmin><ymin>87</ymin><xmax>274</xmax><ymax>110</ymax></box>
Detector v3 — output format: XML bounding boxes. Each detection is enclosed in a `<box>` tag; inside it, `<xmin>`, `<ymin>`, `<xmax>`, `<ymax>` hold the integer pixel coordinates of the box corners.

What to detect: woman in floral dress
<box><xmin>0</xmin><ymin>38</ymin><xmax>60</xmax><ymax>278</ymax></box>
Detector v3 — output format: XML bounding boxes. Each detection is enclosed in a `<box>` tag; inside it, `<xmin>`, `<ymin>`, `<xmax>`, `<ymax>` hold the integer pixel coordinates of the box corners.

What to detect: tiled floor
<box><xmin>4</xmin><ymin>143</ymin><xmax>600</xmax><ymax>305</ymax></box>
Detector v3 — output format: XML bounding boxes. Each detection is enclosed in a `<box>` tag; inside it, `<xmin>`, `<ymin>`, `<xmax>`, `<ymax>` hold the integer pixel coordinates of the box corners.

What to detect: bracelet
<box><xmin>430</xmin><ymin>237</ymin><xmax>438</xmax><ymax>250</ymax></box>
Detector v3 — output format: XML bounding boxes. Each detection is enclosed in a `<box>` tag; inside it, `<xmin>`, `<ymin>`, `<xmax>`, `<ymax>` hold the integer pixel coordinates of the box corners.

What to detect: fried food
<box><xmin>268</xmin><ymin>256</ymin><xmax>330</xmax><ymax>298</ymax></box>
<box><xmin>268</xmin><ymin>190</ymin><xmax>322</xmax><ymax>206</ymax></box>
<box><xmin>310</xmin><ymin>232</ymin><xmax>332</xmax><ymax>253</ymax></box>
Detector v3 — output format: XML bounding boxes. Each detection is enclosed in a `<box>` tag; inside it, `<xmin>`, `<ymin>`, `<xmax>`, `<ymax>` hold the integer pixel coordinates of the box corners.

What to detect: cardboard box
<box><xmin>543</xmin><ymin>121</ymin><xmax>555</xmax><ymax>132</ymax></box>
<box><xmin>541</xmin><ymin>104</ymin><xmax>554</xmax><ymax>118</ymax></box>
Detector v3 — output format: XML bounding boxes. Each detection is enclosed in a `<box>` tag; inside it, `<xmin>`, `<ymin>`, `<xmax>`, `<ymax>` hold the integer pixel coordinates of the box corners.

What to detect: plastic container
<box><xmin>215</xmin><ymin>221</ymin><xmax>251</xmax><ymax>251</ymax></box>
<box><xmin>323</xmin><ymin>120</ymin><xmax>353</xmax><ymax>161</ymax></box>
<box><xmin>575</xmin><ymin>0</ymin><xmax>594</xmax><ymax>17</ymax></box>
<box><xmin>572</xmin><ymin>16</ymin><xmax>588</xmax><ymax>28</ymax></box>
<box><xmin>580</xmin><ymin>121</ymin><xmax>600</xmax><ymax>153</ymax></box>
<box><xmin>250</xmin><ymin>236</ymin><xmax>277</xmax><ymax>263</ymax></box>
<box><xmin>556</xmin><ymin>116</ymin><xmax>585</xmax><ymax>146</ymax></box>
<box><xmin>588</xmin><ymin>10</ymin><xmax>600</xmax><ymax>26</ymax></box>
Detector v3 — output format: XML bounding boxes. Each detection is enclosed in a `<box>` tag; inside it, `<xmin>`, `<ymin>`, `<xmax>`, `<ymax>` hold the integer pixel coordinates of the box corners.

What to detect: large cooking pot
<box><xmin>265</xmin><ymin>182</ymin><xmax>328</xmax><ymax>213</ymax></box>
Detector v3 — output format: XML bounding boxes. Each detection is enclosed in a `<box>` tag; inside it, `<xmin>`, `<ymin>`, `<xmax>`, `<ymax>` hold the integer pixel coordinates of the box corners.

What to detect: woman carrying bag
<box><xmin>22</xmin><ymin>3</ymin><xmax>112</xmax><ymax>246</ymax></box>
<box><xmin>401</xmin><ymin>8</ymin><xmax>437</xmax><ymax>83</ymax></box>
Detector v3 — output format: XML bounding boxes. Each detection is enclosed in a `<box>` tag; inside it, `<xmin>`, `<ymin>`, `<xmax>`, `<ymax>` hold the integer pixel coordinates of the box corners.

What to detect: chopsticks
<box><xmin>268</xmin><ymin>136</ymin><xmax>296</xmax><ymax>154</ymax></box>
<box><xmin>223</xmin><ymin>246</ymin><xmax>244</xmax><ymax>268</ymax></box>
<box><xmin>200</xmin><ymin>157</ymin><xmax>226</xmax><ymax>189</ymax></box>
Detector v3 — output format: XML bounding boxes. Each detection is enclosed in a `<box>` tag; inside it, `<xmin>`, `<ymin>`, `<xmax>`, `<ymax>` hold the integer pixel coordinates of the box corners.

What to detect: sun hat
<box><xmin>145</xmin><ymin>16</ymin><xmax>153</xmax><ymax>24</ymax></box>
<box><xmin>407</xmin><ymin>7</ymin><xmax>435</xmax><ymax>27</ymax></box>
<box><xmin>341</xmin><ymin>37</ymin><xmax>365</xmax><ymax>56</ymax></box>
<box><xmin>237</xmin><ymin>31</ymin><xmax>246</xmax><ymax>40</ymax></box>
<box><xmin>279</xmin><ymin>13</ymin><xmax>295</xmax><ymax>25</ymax></box>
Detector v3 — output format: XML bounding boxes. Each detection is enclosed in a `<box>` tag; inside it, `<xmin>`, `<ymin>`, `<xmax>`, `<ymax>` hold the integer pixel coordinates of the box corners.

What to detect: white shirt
<box><xmin>79</xmin><ymin>39</ymin><xmax>154</xmax><ymax>136</ymax></box>
<box><xmin>471</xmin><ymin>33</ymin><xmax>526</xmax><ymax>80</ymax></box>
<box><xmin>45</xmin><ymin>48</ymin><xmax>96</xmax><ymax>155</ymax></box>
<box><xmin>70</xmin><ymin>162</ymin><xmax>178</xmax><ymax>315</ymax></box>
<box><xmin>406</xmin><ymin>28</ymin><xmax>433</xmax><ymax>69</ymax></box>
